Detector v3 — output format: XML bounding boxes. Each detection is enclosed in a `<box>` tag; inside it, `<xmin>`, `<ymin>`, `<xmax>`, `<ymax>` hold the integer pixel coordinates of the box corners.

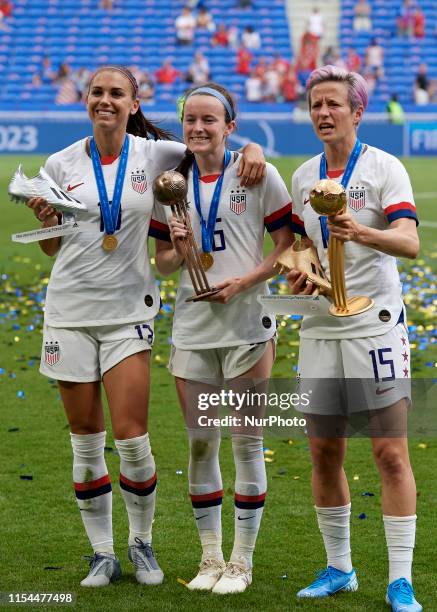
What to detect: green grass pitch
<box><xmin>0</xmin><ymin>155</ymin><xmax>436</xmax><ymax>611</ymax></box>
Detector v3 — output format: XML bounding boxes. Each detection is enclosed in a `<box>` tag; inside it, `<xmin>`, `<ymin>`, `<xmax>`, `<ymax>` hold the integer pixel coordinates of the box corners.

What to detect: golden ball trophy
<box><xmin>153</xmin><ymin>170</ymin><xmax>220</xmax><ymax>302</ymax></box>
<box><xmin>276</xmin><ymin>179</ymin><xmax>373</xmax><ymax>317</ymax></box>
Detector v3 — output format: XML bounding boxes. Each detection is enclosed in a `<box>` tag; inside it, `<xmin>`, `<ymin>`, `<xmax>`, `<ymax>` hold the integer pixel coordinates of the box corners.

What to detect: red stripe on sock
<box><xmin>74</xmin><ymin>474</ymin><xmax>111</xmax><ymax>491</ymax></box>
<box><xmin>190</xmin><ymin>489</ymin><xmax>223</xmax><ymax>502</ymax></box>
<box><xmin>234</xmin><ymin>492</ymin><xmax>266</xmax><ymax>503</ymax></box>
<box><xmin>119</xmin><ymin>472</ymin><xmax>156</xmax><ymax>490</ymax></box>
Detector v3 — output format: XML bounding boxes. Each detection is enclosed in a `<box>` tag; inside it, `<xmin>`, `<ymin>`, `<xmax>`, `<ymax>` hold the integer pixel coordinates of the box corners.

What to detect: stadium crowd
<box><xmin>6</xmin><ymin>0</ymin><xmax>437</xmax><ymax>108</ymax></box>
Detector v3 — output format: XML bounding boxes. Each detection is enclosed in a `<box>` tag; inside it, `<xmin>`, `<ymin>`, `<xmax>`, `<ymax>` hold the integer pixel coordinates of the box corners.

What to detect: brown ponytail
<box><xmin>127</xmin><ymin>106</ymin><xmax>175</xmax><ymax>141</ymax></box>
<box><xmin>174</xmin><ymin>148</ymin><xmax>195</xmax><ymax>179</ymax></box>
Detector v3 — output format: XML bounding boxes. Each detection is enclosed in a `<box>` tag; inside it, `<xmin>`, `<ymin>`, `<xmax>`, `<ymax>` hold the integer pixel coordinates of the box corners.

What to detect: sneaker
<box><xmin>128</xmin><ymin>538</ymin><xmax>164</xmax><ymax>585</ymax></box>
<box><xmin>386</xmin><ymin>578</ymin><xmax>422</xmax><ymax>611</ymax></box>
<box><xmin>8</xmin><ymin>165</ymin><xmax>87</xmax><ymax>213</ymax></box>
<box><xmin>80</xmin><ymin>553</ymin><xmax>121</xmax><ymax>587</ymax></box>
<box><xmin>212</xmin><ymin>558</ymin><xmax>252</xmax><ymax>595</ymax></box>
<box><xmin>297</xmin><ymin>566</ymin><xmax>358</xmax><ymax>598</ymax></box>
<box><xmin>187</xmin><ymin>558</ymin><xmax>226</xmax><ymax>591</ymax></box>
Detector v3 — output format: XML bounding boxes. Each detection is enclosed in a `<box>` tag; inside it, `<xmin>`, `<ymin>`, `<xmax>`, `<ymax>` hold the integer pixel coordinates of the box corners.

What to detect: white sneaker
<box><xmin>212</xmin><ymin>558</ymin><xmax>252</xmax><ymax>595</ymax></box>
<box><xmin>80</xmin><ymin>553</ymin><xmax>121</xmax><ymax>587</ymax></box>
<box><xmin>128</xmin><ymin>538</ymin><xmax>164</xmax><ymax>585</ymax></box>
<box><xmin>187</xmin><ymin>558</ymin><xmax>226</xmax><ymax>591</ymax></box>
<box><xmin>8</xmin><ymin>165</ymin><xmax>87</xmax><ymax>213</ymax></box>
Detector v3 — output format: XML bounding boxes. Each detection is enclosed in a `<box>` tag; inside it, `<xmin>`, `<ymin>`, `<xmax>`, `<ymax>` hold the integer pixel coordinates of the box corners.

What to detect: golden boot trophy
<box><xmin>277</xmin><ymin>179</ymin><xmax>373</xmax><ymax>317</ymax></box>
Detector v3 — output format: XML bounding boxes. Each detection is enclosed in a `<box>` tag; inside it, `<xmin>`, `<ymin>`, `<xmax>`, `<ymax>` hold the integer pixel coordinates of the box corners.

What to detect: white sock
<box><xmin>316</xmin><ymin>503</ymin><xmax>353</xmax><ymax>573</ymax></box>
<box><xmin>187</xmin><ymin>427</ymin><xmax>223</xmax><ymax>562</ymax></box>
<box><xmin>71</xmin><ymin>431</ymin><xmax>114</xmax><ymax>555</ymax></box>
<box><xmin>383</xmin><ymin>514</ymin><xmax>416</xmax><ymax>584</ymax></box>
<box><xmin>230</xmin><ymin>435</ymin><xmax>267</xmax><ymax>568</ymax></box>
<box><xmin>115</xmin><ymin>433</ymin><xmax>156</xmax><ymax>547</ymax></box>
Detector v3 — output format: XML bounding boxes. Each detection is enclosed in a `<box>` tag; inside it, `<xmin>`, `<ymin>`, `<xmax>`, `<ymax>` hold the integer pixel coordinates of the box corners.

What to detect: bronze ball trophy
<box><xmin>277</xmin><ymin>179</ymin><xmax>373</xmax><ymax>317</ymax></box>
<box><xmin>153</xmin><ymin>170</ymin><xmax>220</xmax><ymax>302</ymax></box>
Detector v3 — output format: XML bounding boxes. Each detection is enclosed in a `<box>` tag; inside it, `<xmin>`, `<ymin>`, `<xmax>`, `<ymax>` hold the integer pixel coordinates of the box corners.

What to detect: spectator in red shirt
<box><xmin>0</xmin><ymin>0</ymin><xmax>12</xmax><ymax>30</ymax></box>
<box><xmin>296</xmin><ymin>39</ymin><xmax>318</xmax><ymax>84</ymax></box>
<box><xmin>235</xmin><ymin>46</ymin><xmax>252</xmax><ymax>75</ymax></box>
<box><xmin>346</xmin><ymin>47</ymin><xmax>362</xmax><ymax>73</ymax></box>
<box><xmin>0</xmin><ymin>0</ymin><xmax>12</xmax><ymax>17</ymax></box>
<box><xmin>281</xmin><ymin>65</ymin><xmax>298</xmax><ymax>102</ymax></box>
<box><xmin>254</xmin><ymin>56</ymin><xmax>268</xmax><ymax>79</ymax></box>
<box><xmin>155</xmin><ymin>60</ymin><xmax>181</xmax><ymax>84</ymax></box>
<box><xmin>413</xmin><ymin>8</ymin><xmax>425</xmax><ymax>38</ymax></box>
<box><xmin>272</xmin><ymin>52</ymin><xmax>290</xmax><ymax>76</ymax></box>
<box><xmin>212</xmin><ymin>23</ymin><xmax>229</xmax><ymax>46</ymax></box>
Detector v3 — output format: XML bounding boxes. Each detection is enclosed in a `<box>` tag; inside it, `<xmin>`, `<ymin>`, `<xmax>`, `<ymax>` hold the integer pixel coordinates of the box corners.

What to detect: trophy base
<box><xmin>185</xmin><ymin>288</ymin><xmax>221</xmax><ymax>303</ymax></box>
<box><xmin>329</xmin><ymin>296</ymin><xmax>374</xmax><ymax>317</ymax></box>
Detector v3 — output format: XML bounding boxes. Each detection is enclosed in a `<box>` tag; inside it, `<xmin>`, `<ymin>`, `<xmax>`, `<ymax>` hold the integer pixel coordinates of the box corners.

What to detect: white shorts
<box><xmin>168</xmin><ymin>338</ymin><xmax>275</xmax><ymax>382</ymax></box>
<box><xmin>297</xmin><ymin>322</ymin><xmax>411</xmax><ymax>415</ymax></box>
<box><xmin>40</xmin><ymin>320</ymin><xmax>154</xmax><ymax>383</ymax></box>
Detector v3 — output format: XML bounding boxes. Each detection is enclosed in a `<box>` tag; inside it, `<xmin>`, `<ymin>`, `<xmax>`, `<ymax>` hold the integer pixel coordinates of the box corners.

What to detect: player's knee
<box><xmin>373</xmin><ymin>445</ymin><xmax>409</xmax><ymax>479</ymax></box>
<box><xmin>311</xmin><ymin>441</ymin><xmax>344</xmax><ymax>473</ymax></box>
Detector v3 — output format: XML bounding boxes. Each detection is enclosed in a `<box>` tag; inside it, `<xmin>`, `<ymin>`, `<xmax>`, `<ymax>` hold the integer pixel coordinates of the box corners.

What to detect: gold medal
<box><xmin>199</xmin><ymin>251</ymin><xmax>214</xmax><ymax>271</ymax></box>
<box><xmin>102</xmin><ymin>234</ymin><xmax>118</xmax><ymax>252</ymax></box>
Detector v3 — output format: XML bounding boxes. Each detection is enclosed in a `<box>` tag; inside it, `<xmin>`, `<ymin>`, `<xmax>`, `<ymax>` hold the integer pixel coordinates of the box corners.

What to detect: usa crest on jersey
<box><xmin>131</xmin><ymin>169</ymin><xmax>147</xmax><ymax>194</ymax></box>
<box><xmin>229</xmin><ymin>189</ymin><xmax>247</xmax><ymax>215</ymax></box>
<box><xmin>348</xmin><ymin>188</ymin><xmax>366</xmax><ymax>211</ymax></box>
<box><xmin>45</xmin><ymin>341</ymin><xmax>60</xmax><ymax>365</ymax></box>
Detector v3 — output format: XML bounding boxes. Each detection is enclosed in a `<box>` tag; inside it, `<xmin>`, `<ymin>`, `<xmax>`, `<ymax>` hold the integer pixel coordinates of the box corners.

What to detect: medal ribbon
<box><xmin>90</xmin><ymin>135</ymin><xmax>129</xmax><ymax>235</ymax></box>
<box><xmin>192</xmin><ymin>148</ymin><xmax>231</xmax><ymax>253</ymax></box>
<box><xmin>319</xmin><ymin>138</ymin><xmax>363</xmax><ymax>188</ymax></box>
<box><xmin>319</xmin><ymin>139</ymin><xmax>363</xmax><ymax>244</ymax></box>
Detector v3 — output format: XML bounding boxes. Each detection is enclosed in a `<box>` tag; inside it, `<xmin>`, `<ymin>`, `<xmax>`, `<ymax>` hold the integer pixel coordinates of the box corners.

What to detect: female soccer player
<box><xmin>154</xmin><ymin>83</ymin><xmax>294</xmax><ymax>594</ymax></box>
<box><xmin>26</xmin><ymin>66</ymin><xmax>265</xmax><ymax>588</ymax></box>
<box><xmin>288</xmin><ymin>66</ymin><xmax>421</xmax><ymax>612</ymax></box>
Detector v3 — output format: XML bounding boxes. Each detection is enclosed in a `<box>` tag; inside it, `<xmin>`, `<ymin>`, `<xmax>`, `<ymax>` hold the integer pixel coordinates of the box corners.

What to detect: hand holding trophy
<box><xmin>275</xmin><ymin>178</ymin><xmax>373</xmax><ymax>317</ymax></box>
<box><xmin>153</xmin><ymin>170</ymin><xmax>221</xmax><ymax>302</ymax></box>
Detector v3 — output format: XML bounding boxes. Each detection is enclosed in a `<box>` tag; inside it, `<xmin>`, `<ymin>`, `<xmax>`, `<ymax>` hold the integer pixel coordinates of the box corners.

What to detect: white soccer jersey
<box><xmin>158</xmin><ymin>155</ymin><xmax>292</xmax><ymax>349</ymax></box>
<box><xmin>43</xmin><ymin>135</ymin><xmax>186</xmax><ymax>327</ymax></box>
<box><xmin>291</xmin><ymin>145</ymin><xmax>418</xmax><ymax>339</ymax></box>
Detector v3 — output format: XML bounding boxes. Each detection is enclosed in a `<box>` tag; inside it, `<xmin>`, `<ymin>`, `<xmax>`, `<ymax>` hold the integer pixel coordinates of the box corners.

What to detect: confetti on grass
<box><xmin>177</xmin><ymin>578</ymin><xmax>188</xmax><ymax>587</ymax></box>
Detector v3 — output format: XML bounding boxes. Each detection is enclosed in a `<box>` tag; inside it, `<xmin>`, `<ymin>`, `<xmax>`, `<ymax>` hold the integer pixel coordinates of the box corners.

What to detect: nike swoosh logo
<box><xmin>67</xmin><ymin>182</ymin><xmax>84</xmax><ymax>191</ymax></box>
<box><xmin>196</xmin><ymin>514</ymin><xmax>209</xmax><ymax>521</ymax></box>
<box><xmin>376</xmin><ymin>387</ymin><xmax>395</xmax><ymax>395</ymax></box>
<box><xmin>237</xmin><ymin>515</ymin><xmax>255</xmax><ymax>521</ymax></box>
<box><xmin>304</xmin><ymin>198</ymin><xmax>310</xmax><ymax>205</ymax></box>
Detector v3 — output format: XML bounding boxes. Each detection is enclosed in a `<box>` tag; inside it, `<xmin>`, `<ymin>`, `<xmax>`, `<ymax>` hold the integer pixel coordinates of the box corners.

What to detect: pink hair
<box><xmin>306</xmin><ymin>65</ymin><xmax>369</xmax><ymax>113</ymax></box>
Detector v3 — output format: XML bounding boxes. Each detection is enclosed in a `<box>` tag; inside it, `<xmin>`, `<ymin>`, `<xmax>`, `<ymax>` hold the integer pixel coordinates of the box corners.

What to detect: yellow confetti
<box><xmin>264</xmin><ymin>449</ymin><xmax>275</xmax><ymax>456</ymax></box>
<box><xmin>177</xmin><ymin>578</ymin><xmax>188</xmax><ymax>587</ymax></box>
<box><xmin>293</xmin><ymin>476</ymin><xmax>300</xmax><ymax>480</ymax></box>
<box><xmin>264</xmin><ymin>457</ymin><xmax>274</xmax><ymax>463</ymax></box>
<box><xmin>287</xmin><ymin>439</ymin><xmax>293</xmax><ymax>445</ymax></box>
<box><xmin>353</xmin><ymin>474</ymin><xmax>359</xmax><ymax>481</ymax></box>
<box><xmin>150</xmin><ymin>257</ymin><xmax>155</xmax><ymax>265</ymax></box>
<box><xmin>14</xmin><ymin>336</ymin><xmax>20</xmax><ymax>343</ymax></box>
<box><xmin>418</xmin><ymin>443</ymin><xmax>427</xmax><ymax>449</ymax></box>
<box><xmin>154</xmin><ymin>355</ymin><xmax>162</xmax><ymax>362</ymax></box>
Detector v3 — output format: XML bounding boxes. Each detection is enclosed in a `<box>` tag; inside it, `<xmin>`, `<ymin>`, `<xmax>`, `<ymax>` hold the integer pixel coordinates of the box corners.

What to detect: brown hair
<box><xmin>176</xmin><ymin>81</ymin><xmax>236</xmax><ymax>178</ymax></box>
<box><xmin>89</xmin><ymin>65</ymin><xmax>175</xmax><ymax>141</ymax></box>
